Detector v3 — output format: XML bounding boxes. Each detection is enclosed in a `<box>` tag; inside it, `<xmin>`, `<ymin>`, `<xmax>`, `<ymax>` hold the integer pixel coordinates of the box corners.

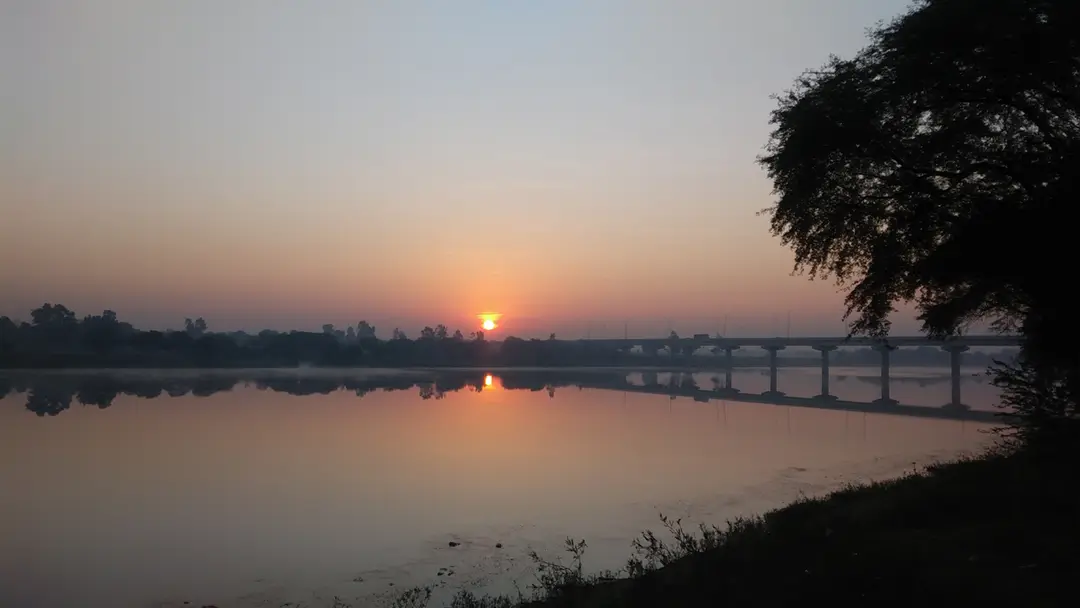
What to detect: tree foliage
<box><xmin>759</xmin><ymin>0</ymin><xmax>1078</xmax><ymax>356</ymax></box>
<box><xmin>760</xmin><ymin>0</ymin><xmax>1080</xmax><ymax>451</ymax></box>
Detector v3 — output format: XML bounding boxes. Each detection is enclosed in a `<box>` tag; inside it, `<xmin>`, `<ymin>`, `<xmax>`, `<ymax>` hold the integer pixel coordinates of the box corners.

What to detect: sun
<box><xmin>477</xmin><ymin>312</ymin><xmax>501</xmax><ymax>332</ymax></box>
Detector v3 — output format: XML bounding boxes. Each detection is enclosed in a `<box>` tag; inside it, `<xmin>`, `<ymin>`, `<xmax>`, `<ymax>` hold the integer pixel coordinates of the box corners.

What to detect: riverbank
<box><xmin>442</xmin><ymin>449</ymin><xmax>1076</xmax><ymax>608</ymax></box>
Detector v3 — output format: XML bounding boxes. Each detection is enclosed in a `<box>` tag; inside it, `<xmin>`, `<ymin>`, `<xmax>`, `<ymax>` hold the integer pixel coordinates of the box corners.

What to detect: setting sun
<box><xmin>478</xmin><ymin>312</ymin><xmax>502</xmax><ymax>332</ymax></box>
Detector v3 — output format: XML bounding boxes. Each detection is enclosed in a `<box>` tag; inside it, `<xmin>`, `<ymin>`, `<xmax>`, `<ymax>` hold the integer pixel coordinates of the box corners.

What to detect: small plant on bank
<box><xmin>625</xmin><ymin>514</ymin><xmax>729</xmax><ymax>576</ymax></box>
<box><xmin>448</xmin><ymin>590</ymin><xmax>517</xmax><ymax>608</ymax></box>
<box><xmin>527</xmin><ymin>538</ymin><xmax>620</xmax><ymax>601</ymax></box>
<box><xmin>390</xmin><ymin>586</ymin><xmax>433</xmax><ymax>608</ymax></box>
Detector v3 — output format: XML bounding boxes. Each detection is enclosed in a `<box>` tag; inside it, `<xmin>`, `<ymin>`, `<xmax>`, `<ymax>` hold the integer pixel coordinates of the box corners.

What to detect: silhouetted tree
<box><xmin>0</xmin><ymin>316</ymin><xmax>17</xmax><ymax>353</ymax></box>
<box><xmin>356</xmin><ymin>321</ymin><xmax>376</xmax><ymax>339</ymax></box>
<box><xmin>185</xmin><ymin>317</ymin><xmax>208</xmax><ymax>337</ymax></box>
<box><xmin>392</xmin><ymin>328</ymin><xmax>408</xmax><ymax>340</ymax></box>
<box><xmin>29</xmin><ymin>303</ymin><xmax>80</xmax><ymax>348</ymax></box>
<box><xmin>82</xmin><ymin>310</ymin><xmax>129</xmax><ymax>353</ymax></box>
<box><xmin>759</xmin><ymin>0</ymin><xmax>1079</xmax><ymax>452</ymax></box>
<box><xmin>452</xmin><ymin>329</ymin><xmax>464</xmax><ymax>341</ymax></box>
<box><xmin>31</xmin><ymin>303</ymin><xmax>77</xmax><ymax>328</ymax></box>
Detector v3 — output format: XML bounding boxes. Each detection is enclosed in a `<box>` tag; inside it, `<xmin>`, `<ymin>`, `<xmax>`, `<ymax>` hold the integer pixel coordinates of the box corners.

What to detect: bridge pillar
<box><xmin>763</xmin><ymin>346</ymin><xmax>786</xmax><ymax>396</ymax></box>
<box><xmin>873</xmin><ymin>344</ymin><xmax>898</xmax><ymax>404</ymax></box>
<box><xmin>723</xmin><ymin>346</ymin><xmax>740</xmax><ymax>391</ymax></box>
<box><xmin>942</xmin><ymin>344</ymin><xmax>970</xmax><ymax>407</ymax></box>
<box><xmin>812</xmin><ymin>345</ymin><xmax>838</xmax><ymax>400</ymax></box>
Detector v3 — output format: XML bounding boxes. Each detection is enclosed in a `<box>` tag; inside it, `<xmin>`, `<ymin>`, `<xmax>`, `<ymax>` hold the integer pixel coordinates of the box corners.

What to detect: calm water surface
<box><xmin>0</xmin><ymin>367</ymin><xmax>999</xmax><ymax>607</ymax></box>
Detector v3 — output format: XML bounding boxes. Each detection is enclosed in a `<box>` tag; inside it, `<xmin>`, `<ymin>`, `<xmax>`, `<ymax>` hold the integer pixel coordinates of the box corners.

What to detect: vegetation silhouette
<box><xmin>758</xmin><ymin>0</ymin><xmax>1078</xmax><ymax>457</ymax></box>
<box><xmin>0</xmin><ymin>304</ymin><xmax>1016</xmax><ymax>370</ymax></box>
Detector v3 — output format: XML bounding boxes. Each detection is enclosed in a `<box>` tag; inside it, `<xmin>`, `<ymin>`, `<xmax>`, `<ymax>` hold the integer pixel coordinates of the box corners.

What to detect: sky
<box><xmin>1</xmin><ymin>0</ymin><xmax>920</xmax><ymax>338</ymax></box>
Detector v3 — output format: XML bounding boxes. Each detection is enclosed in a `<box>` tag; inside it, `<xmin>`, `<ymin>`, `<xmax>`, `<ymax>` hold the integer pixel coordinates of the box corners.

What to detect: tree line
<box><xmin>0</xmin><ymin>304</ymin><xmax>659</xmax><ymax>368</ymax></box>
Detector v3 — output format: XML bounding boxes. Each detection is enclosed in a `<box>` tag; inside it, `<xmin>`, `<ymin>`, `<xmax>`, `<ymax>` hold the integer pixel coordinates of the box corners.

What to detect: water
<box><xmin>0</xmin><ymin>367</ymin><xmax>999</xmax><ymax>607</ymax></box>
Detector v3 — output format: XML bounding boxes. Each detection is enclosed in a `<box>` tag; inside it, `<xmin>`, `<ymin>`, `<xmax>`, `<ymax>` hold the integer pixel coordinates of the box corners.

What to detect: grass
<box><xmin>386</xmin><ymin>447</ymin><xmax>1077</xmax><ymax>608</ymax></box>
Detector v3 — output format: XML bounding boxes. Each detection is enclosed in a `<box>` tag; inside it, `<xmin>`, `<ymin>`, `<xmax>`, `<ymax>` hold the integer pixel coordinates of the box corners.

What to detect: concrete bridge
<box><xmin>583</xmin><ymin>334</ymin><xmax>1021</xmax><ymax>350</ymax></box>
<box><xmin>580</xmin><ymin>334</ymin><xmax>1021</xmax><ymax>409</ymax></box>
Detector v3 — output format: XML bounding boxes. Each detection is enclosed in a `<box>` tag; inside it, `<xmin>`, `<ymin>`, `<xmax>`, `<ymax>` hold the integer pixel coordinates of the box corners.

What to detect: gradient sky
<box><xmin>2</xmin><ymin>0</ymin><xmax>920</xmax><ymax>338</ymax></box>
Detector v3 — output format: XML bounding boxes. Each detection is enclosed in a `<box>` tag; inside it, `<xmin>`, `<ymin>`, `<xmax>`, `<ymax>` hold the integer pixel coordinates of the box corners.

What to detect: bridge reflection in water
<box><xmin>622</xmin><ymin>371</ymin><xmax>999</xmax><ymax>424</ymax></box>
<box><xmin>0</xmin><ymin>368</ymin><xmax>1004</xmax><ymax>424</ymax></box>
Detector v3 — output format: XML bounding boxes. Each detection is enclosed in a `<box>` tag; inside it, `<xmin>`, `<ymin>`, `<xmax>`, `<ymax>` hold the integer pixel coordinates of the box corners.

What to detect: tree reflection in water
<box><xmin>0</xmin><ymin>370</ymin><xmax>630</xmax><ymax>417</ymax></box>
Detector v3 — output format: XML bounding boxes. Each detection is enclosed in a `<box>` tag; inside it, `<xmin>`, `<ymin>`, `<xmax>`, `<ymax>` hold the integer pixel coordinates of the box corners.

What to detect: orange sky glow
<box><xmin>1</xmin><ymin>0</ymin><xmax>930</xmax><ymax>338</ymax></box>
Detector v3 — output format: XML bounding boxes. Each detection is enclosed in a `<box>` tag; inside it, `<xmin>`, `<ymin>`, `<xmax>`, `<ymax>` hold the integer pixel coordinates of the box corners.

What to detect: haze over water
<box><xmin>1</xmin><ymin>367</ymin><xmax>997</xmax><ymax>608</ymax></box>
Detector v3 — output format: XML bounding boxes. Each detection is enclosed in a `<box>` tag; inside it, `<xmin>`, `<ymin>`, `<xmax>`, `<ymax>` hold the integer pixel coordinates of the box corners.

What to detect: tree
<box><xmin>434</xmin><ymin>324</ymin><xmax>449</xmax><ymax>340</ymax></box>
<box><xmin>321</xmin><ymin>324</ymin><xmax>335</xmax><ymax>336</ymax></box>
<box><xmin>185</xmin><ymin>317</ymin><xmax>208</xmax><ymax>337</ymax></box>
<box><xmin>759</xmin><ymin>0</ymin><xmax>1079</xmax><ymax>449</ymax></box>
<box><xmin>82</xmin><ymin>310</ymin><xmax>125</xmax><ymax>353</ymax></box>
<box><xmin>0</xmin><ymin>316</ymin><xmax>17</xmax><ymax>352</ymax></box>
<box><xmin>760</xmin><ymin>0</ymin><xmax>1076</xmax><ymax>345</ymax></box>
<box><xmin>452</xmin><ymin>329</ymin><xmax>464</xmax><ymax>341</ymax></box>
<box><xmin>420</xmin><ymin>326</ymin><xmax>436</xmax><ymax>340</ymax></box>
<box><xmin>31</xmin><ymin>303</ymin><xmax>77</xmax><ymax>328</ymax></box>
<box><xmin>356</xmin><ymin>321</ymin><xmax>376</xmax><ymax>339</ymax></box>
<box><xmin>392</xmin><ymin>328</ymin><xmax>408</xmax><ymax>341</ymax></box>
<box><xmin>30</xmin><ymin>304</ymin><xmax>79</xmax><ymax>346</ymax></box>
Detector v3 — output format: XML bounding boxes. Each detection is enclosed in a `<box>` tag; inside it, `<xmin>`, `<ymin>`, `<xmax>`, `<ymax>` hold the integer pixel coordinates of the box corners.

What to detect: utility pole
<box><xmin>624</xmin><ymin>321</ymin><xmax>628</xmax><ymax>340</ymax></box>
<box><xmin>786</xmin><ymin>312</ymin><xmax>791</xmax><ymax>338</ymax></box>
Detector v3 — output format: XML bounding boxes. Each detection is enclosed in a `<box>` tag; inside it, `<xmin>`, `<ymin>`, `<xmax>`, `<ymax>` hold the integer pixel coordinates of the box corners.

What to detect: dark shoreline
<box><xmin>453</xmin><ymin>451</ymin><xmax>1077</xmax><ymax>608</ymax></box>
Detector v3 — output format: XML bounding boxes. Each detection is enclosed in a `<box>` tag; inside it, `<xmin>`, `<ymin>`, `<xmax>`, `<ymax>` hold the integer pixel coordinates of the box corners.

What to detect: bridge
<box><xmin>581</xmin><ymin>334</ymin><xmax>1021</xmax><ymax>350</ymax></box>
<box><xmin>574</xmin><ymin>334</ymin><xmax>1021</xmax><ymax>409</ymax></box>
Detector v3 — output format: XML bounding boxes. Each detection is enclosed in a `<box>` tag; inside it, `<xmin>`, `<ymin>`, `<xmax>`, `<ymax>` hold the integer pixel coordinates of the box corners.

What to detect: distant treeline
<box><xmin>0</xmin><ymin>304</ymin><xmax>1017</xmax><ymax>369</ymax></box>
<box><xmin>0</xmin><ymin>304</ymin><xmax>655</xmax><ymax>368</ymax></box>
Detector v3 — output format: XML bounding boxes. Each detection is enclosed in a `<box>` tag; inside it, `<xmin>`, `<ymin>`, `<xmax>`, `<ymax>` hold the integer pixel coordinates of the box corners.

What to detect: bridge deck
<box><xmin>579</xmin><ymin>335</ymin><xmax>1021</xmax><ymax>349</ymax></box>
